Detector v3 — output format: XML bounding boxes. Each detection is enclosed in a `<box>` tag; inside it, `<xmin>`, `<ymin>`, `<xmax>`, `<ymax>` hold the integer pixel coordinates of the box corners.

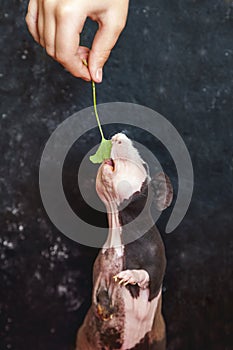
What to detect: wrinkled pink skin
<box><xmin>76</xmin><ymin>134</ymin><xmax>166</xmax><ymax>349</ymax></box>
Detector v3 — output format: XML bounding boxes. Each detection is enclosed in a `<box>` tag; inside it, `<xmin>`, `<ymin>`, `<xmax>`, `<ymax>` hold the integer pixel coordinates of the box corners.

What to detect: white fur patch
<box><xmin>121</xmin><ymin>288</ymin><xmax>161</xmax><ymax>349</ymax></box>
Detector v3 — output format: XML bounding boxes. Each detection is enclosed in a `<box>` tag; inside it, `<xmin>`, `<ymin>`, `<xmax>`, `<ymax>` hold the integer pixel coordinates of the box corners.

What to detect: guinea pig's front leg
<box><xmin>113</xmin><ymin>269</ymin><xmax>149</xmax><ymax>289</ymax></box>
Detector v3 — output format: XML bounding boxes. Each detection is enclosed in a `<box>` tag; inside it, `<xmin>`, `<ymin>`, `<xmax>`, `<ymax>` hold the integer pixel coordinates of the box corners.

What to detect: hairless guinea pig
<box><xmin>76</xmin><ymin>133</ymin><xmax>173</xmax><ymax>350</ymax></box>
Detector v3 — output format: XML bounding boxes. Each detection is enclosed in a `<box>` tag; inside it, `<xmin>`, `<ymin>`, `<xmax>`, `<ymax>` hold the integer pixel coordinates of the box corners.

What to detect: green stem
<box><xmin>82</xmin><ymin>59</ymin><xmax>105</xmax><ymax>140</ymax></box>
<box><xmin>92</xmin><ymin>80</ymin><xmax>105</xmax><ymax>140</ymax></box>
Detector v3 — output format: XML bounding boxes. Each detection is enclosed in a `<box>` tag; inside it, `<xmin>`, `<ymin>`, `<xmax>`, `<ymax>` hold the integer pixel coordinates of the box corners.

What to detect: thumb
<box><xmin>88</xmin><ymin>21</ymin><xmax>125</xmax><ymax>83</ymax></box>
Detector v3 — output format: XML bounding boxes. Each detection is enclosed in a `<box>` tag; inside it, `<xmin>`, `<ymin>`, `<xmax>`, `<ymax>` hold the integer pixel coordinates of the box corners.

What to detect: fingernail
<box><xmin>96</xmin><ymin>68</ymin><xmax>103</xmax><ymax>83</ymax></box>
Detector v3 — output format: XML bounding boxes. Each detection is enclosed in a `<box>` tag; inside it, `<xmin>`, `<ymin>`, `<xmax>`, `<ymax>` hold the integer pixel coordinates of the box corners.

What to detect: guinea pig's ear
<box><xmin>151</xmin><ymin>172</ymin><xmax>173</xmax><ymax>211</ymax></box>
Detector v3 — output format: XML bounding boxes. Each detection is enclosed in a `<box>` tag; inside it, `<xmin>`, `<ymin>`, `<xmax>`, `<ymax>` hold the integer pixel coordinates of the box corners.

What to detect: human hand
<box><xmin>25</xmin><ymin>0</ymin><xmax>129</xmax><ymax>83</ymax></box>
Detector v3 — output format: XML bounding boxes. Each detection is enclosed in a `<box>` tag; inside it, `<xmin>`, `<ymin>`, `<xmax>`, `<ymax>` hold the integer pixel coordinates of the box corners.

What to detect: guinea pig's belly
<box><xmin>120</xmin><ymin>287</ymin><xmax>160</xmax><ymax>349</ymax></box>
<box><xmin>94</xmin><ymin>250</ymin><xmax>161</xmax><ymax>349</ymax></box>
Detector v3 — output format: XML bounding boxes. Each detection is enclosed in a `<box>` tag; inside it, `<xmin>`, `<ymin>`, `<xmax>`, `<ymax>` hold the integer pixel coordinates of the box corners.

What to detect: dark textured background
<box><xmin>1</xmin><ymin>0</ymin><xmax>233</xmax><ymax>349</ymax></box>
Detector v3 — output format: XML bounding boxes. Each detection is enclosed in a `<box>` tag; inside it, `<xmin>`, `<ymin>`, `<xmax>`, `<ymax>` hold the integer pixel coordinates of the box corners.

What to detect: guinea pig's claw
<box><xmin>118</xmin><ymin>279</ymin><xmax>125</xmax><ymax>285</ymax></box>
<box><xmin>113</xmin><ymin>275</ymin><xmax>118</xmax><ymax>282</ymax></box>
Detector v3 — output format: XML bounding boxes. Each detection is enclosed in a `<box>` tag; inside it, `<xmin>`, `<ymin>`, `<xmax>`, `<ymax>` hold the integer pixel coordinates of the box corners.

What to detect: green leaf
<box><xmin>82</xmin><ymin>59</ymin><xmax>112</xmax><ymax>164</ymax></box>
<box><xmin>89</xmin><ymin>138</ymin><xmax>112</xmax><ymax>164</ymax></box>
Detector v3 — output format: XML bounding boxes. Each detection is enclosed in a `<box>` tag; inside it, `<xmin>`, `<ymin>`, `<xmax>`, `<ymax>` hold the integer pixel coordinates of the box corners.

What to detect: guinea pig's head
<box><xmin>96</xmin><ymin>133</ymin><xmax>148</xmax><ymax>207</ymax></box>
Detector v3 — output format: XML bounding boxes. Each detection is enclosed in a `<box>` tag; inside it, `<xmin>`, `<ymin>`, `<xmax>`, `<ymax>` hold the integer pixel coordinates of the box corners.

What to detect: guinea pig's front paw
<box><xmin>113</xmin><ymin>269</ymin><xmax>149</xmax><ymax>289</ymax></box>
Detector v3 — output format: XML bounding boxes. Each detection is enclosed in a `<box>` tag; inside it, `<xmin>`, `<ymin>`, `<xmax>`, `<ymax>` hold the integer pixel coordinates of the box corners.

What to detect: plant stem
<box><xmin>92</xmin><ymin>80</ymin><xmax>105</xmax><ymax>140</ymax></box>
<box><xmin>82</xmin><ymin>59</ymin><xmax>105</xmax><ymax>141</ymax></box>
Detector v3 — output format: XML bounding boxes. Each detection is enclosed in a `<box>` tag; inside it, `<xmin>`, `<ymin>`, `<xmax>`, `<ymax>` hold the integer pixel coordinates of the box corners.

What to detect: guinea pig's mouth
<box><xmin>104</xmin><ymin>158</ymin><xmax>115</xmax><ymax>171</ymax></box>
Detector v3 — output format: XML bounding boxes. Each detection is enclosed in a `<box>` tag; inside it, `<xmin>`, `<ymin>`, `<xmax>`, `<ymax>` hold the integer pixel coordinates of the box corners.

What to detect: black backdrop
<box><xmin>1</xmin><ymin>1</ymin><xmax>233</xmax><ymax>349</ymax></box>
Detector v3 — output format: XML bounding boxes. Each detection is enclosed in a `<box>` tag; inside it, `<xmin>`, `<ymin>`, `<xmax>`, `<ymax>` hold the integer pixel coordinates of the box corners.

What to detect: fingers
<box><xmin>55</xmin><ymin>8</ymin><xmax>91</xmax><ymax>80</ymax></box>
<box><xmin>25</xmin><ymin>0</ymin><xmax>129</xmax><ymax>81</ymax></box>
<box><xmin>88</xmin><ymin>19</ymin><xmax>125</xmax><ymax>83</ymax></box>
<box><xmin>25</xmin><ymin>0</ymin><xmax>39</xmax><ymax>43</ymax></box>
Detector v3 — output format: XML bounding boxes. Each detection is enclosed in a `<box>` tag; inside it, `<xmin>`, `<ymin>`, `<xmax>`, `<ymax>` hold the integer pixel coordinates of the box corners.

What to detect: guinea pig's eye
<box><xmin>118</xmin><ymin>141</ymin><xmax>122</xmax><ymax>145</ymax></box>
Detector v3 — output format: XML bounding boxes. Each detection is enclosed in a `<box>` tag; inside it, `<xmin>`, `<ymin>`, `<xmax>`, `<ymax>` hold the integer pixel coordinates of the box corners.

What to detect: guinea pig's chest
<box><xmin>94</xmin><ymin>247</ymin><xmax>124</xmax><ymax>289</ymax></box>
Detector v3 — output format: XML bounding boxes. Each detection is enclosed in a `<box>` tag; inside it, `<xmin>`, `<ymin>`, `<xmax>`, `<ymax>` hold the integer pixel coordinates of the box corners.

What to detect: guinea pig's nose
<box><xmin>107</xmin><ymin>129</ymin><xmax>131</xmax><ymax>140</ymax></box>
